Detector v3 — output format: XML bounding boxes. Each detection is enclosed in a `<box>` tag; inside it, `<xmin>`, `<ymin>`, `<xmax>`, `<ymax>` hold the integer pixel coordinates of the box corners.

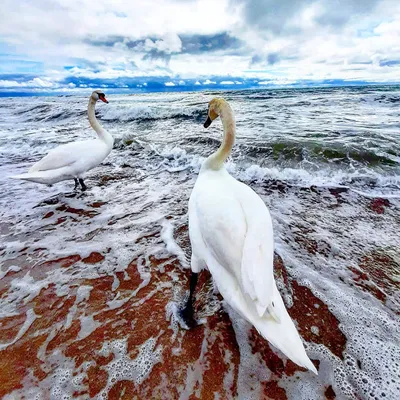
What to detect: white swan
<box><xmin>11</xmin><ymin>90</ymin><xmax>113</xmax><ymax>191</ymax></box>
<box><xmin>180</xmin><ymin>98</ymin><xmax>317</xmax><ymax>374</ymax></box>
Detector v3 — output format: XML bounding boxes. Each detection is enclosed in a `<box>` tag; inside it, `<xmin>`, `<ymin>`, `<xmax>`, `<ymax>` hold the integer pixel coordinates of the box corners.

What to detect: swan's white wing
<box><xmin>29</xmin><ymin>140</ymin><xmax>99</xmax><ymax>172</ymax></box>
<box><xmin>189</xmin><ymin>171</ymin><xmax>278</xmax><ymax>320</ymax></box>
<box><xmin>189</xmin><ymin>170</ymin><xmax>315</xmax><ymax>373</ymax></box>
<box><xmin>234</xmin><ymin>181</ymin><xmax>278</xmax><ymax>320</ymax></box>
<box><xmin>188</xmin><ymin>172</ymin><xmax>247</xmax><ymax>278</ymax></box>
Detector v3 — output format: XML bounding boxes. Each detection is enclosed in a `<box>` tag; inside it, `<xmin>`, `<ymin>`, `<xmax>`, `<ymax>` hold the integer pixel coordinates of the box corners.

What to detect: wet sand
<box><xmin>1</xmin><ymin>175</ymin><xmax>398</xmax><ymax>399</ymax></box>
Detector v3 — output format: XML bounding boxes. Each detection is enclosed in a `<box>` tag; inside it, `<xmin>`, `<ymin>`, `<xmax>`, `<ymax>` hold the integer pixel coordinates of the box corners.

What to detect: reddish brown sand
<box><xmin>0</xmin><ymin>188</ymin><xmax>398</xmax><ymax>399</ymax></box>
<box><xmin>0</xmin><ymin>234</ymin><xmax>344</xmax><ymax>399</ymax></box>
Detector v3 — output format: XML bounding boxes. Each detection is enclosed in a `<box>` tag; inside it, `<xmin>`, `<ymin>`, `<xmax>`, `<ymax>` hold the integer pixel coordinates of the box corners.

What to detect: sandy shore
<box><xmin>0</xmin><ymin>172</ymin><xmax>399</xmax><ymax>399</ymax></box>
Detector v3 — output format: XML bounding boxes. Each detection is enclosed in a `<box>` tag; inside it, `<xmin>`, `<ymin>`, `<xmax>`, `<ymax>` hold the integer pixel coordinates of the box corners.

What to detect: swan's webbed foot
<box><xmin>73</xmin><ymin>178</ymin><xmax>79</xmax><ymax>191</ymax></box>
<box><xmin>179</xmin><ymin>303</ymin><xmax>198</xmax><ymax>329</ymax></box>
<box><xmin>78</xmin><ymin>178</ymin><xmax>87</xmax><ymax>191</ymax></box>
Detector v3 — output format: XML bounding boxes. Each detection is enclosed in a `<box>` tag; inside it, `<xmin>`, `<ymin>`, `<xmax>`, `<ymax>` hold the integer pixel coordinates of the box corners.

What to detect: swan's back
<box><xmin>189</xmin><ymin>167</ymin><xmax>274</xmax><ymax>296</ymax></box>
<box><xmin>29</xmin><ymin>139</ymin><xmax>109</xmax><ymax>173</ymax></box>
<box><xmin>189</xmin><ymin>167</ymin><xmax>317</xmax><ymax>374</ymax></box>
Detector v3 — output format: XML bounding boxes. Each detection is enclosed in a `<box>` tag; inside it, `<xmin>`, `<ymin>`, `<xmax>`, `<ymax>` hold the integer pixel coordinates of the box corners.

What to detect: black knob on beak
<box><xmin>203</xmin><ymin>116</ymin><xmax>212</xmax><ymax>128</ymax></box>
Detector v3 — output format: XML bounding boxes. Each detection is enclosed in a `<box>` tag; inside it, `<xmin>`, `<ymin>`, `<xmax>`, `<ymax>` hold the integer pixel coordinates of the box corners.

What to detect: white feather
<box><xmin>11</xmin><ymin>91</ymin><xmax>113</xmax><ymax>186</ymax></box>
<box><xmin>188</xmin><ymin>98</ymin><xmax>317</xmax><ymax>374</ymax></box>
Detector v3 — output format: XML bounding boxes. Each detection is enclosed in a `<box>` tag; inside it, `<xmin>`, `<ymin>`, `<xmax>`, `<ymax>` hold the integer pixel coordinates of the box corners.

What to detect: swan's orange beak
<box><xmin>99</xmin><ymin>94</ymin><xmax>109</xmax><ymax>103</ymax></box>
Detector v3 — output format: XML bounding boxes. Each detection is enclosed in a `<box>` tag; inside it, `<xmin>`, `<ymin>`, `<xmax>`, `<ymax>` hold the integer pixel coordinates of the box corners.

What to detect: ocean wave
<box><xmin>232</xmin><ymin>141</ymin><xmax>399</xmax><ymax>168</ymax></box>
<box><xmin>12</xmin><ymin>104</ymin><xmax>86</xmax><ymax>122</ymax></box>
<box><xmin>374</xmin><ymin>95</ymin><xmax>400</xmax><ymax>104</ymax></box>
<box><xmin>139</xmin><ymin>145</ymin><xmax>400</xmax><ymax>194</ymax></box>
<box><xmin>238</xmin><ymin>163</ymin><xmax>400</xmax><ymax>190</ymax></box>
<box><xmin>99</xmin><ymin>105</ymin><xmax>207</xmax><ymax>123</ymax></box>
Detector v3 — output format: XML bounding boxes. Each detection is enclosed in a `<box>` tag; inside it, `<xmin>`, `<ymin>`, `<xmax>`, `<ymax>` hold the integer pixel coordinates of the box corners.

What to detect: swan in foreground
<box><xmin>180</xmin><ymin>98</ymin><xmax>317</xmax><ymax>374</ymax></box>
<box><xmin>11</xmin><ymin>90</ymin><xmax>113</xmax><ymax>191</ymax></box>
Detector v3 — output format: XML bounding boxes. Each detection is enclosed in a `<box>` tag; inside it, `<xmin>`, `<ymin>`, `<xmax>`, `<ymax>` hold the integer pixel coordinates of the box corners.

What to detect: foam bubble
<box><xmin>97</xmin><ymin>336</ymin><xmax>163</xmax><ymax>397</ymax></box>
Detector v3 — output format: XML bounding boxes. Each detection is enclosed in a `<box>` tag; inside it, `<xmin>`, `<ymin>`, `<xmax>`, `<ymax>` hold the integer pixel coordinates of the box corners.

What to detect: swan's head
<box><xmin>204</xmin><ymin>98</ymin><xmax>227</xmax><ymax>128</ymax></box>
<box><xmin>91</xmin><ymin>90</ymin><xmax>109</xmax><ymax>103</ymax></box>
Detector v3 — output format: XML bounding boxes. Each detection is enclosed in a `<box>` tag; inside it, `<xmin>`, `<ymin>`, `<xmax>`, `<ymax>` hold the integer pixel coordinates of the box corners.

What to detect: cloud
<box><xmin>267</xmin><ymin>53</ymin><xmax>280</xmax><ymax>65</ymax></box>
<box><xmin>229</xmin><ymin>0</ymin><xmax>381</xmax><ymax>34</ymax></box>
<box><xmin>0</xmin><ymin>0</ymin><xmax>399</xmax><ymax>92</ymax></box>
<box><xmin>0</xmin><ymin>77</ymin><xmax>55</xmax><ymax>88</ymax></box>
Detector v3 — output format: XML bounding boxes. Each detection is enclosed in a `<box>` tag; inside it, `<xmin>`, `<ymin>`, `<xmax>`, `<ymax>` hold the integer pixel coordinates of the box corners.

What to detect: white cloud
<box><xmin>142</xmin><ymin>33</ymin><xmax>182</xmax><ymax>54</ymax></box>
<box><xmin>0</xmin><ymin>77</ymin><xmax>55</xmax><ymax>88</ymax></box>
<box><xmin>164</xmin><ymin>81</ymin><xmax>175</xmax><ymax>86</ymax></box>
<box><xmin>0</xmin><ymin>0</ymin><xmax>399</xmax><ymax>87</ymax></box>
<box><xmin>0</xmin><ymin>80</ymin><xmax>21</xmax><ymax>88</ymax></box>
<box><xmin>203</xmin><ymin>79</ymin><xmax>216</xmax><ymax>84</ymax></box>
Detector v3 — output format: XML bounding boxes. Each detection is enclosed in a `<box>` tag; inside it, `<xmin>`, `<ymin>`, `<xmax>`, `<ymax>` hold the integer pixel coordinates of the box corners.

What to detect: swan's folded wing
<box><xmin>238</xmin><ymin>183</ymin><xmax>279</xmax><ymax>320</ymax></box>
<box><xmin>29</xmin><ymin>142</ymin><xmax>87</xmax><ymax>173</ymax></box>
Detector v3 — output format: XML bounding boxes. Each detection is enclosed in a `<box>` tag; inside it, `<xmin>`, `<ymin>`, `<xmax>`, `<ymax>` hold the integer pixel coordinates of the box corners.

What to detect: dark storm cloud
<box><xmin>142</xmin><ymin>50</ymin><xmax>172</xmax><ymax>65</ymax></box>
<box><xmin>85</xmin><ymin>32</ymin><xmax>243</xmax><ymax>55</ymax></box>
<box><xmin>250</xmin><ymin>54</ymin><xmax>263</xmax><ymax>65</ymax></box>
<box><xmin>267</xmin><ymin>53</ymin><xmax>280</xmax><ymax>64</ymax></box>
<box><xmin>249</xmin><ymin>52</ymin><xmax>280</xmax><ymax>67</ymax></box>
<box><xmin>0</xmin><ymin>73</ymin><xmax>37</xmax><ymax>82</ymax></box>
<box><xmin>230</xmin><ymin>0</ymin><xmax>381</xmax><ymax>33</ymax></box>
<box><xmin>179</xmin><ymin>32</ymin><xmax>243</xmax><ymax>55</ymax></box>
<box><xmin>379</xmin><ymin>60</ymin><xmax>400</xmax><ymax>67</ymax></box>
<box><xmin>84</xmin><ymin>36</ymin><xmax>126</xmax><ymax>48</ymax></box>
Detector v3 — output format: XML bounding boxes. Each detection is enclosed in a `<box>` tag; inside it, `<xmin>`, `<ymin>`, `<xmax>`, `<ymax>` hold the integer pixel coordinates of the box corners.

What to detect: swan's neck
<box><xmin>88</xmin><ymin>99</ymin><xmax>113</xmax><ymax>147</ymax></box>
<box><xmin>204</xmin><ymin>104</ymin><xmax>235</xmax><ymax>171</ymax></box>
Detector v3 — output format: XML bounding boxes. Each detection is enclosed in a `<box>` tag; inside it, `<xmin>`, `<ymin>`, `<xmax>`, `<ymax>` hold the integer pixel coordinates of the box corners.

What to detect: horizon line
<box><xmin>0</xmin><ymin>81</ymin><xmax>399</xmax><ymax>98</ymax></box>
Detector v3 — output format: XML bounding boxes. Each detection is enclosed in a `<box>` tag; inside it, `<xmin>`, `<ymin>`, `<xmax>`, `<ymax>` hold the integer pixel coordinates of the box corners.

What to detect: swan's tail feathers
<box><xmin>10</xmin><ymin>170</ymin><xmax>65</xmax><ymax>185</ymax></box>
<box><xmin>10</xmin><ymin>173</ymin><xmax>37</xmax><ymax>181</ymax></box>
<box><xmin>252</xmin><ymin>286</ymin><xmax>318</xmax><ymax>375</ymax></box>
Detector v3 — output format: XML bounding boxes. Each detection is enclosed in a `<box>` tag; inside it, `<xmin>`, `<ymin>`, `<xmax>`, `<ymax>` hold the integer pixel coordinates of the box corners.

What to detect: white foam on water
<box><xmin>0</xmin><ymin>265</ymin><xmax>21</xmax><ymax>279</ymax></box>
<box><xmin>77</xmin><ymin>314</ymin><xmax>101</xmax><ymax>341</ymax></box>
<box><xmin>226</xmin><ymin>304</ymin><xmax>271</xmax><ymax>400</ymax></box>
<box><xmin>222</xmin><ymin>349</ymin><xmax>236</xmax><ymax>400</ymax></box>
<box><xmin>99</xmin><ymin>103</ymin><xmax>204</xmax><ymax>123</ymax></box>
<box><xmin>97</xmin><ymin>336</ymin><xmax>163</xmax><ymax>398</ymax></box>
<box><xmin>4</xmin><ymin>349</ymin><xmax>92</xmax><ymax>400</ymax></box>
<box><xmin>1</xmin><ymin>272</ymin><xmax>48</xmax><ymax>317</ymax></box>
<box><xmin>160</xmin><ymin>218</ymin><xmax>188</xmax><ymax>268</ymax></box>
<box><xmin>0</xmin><ymin>308</ymin><xmax>37</xmax><ymax>350</ymax></box>
<box><xmin>64</xmin><ymin>285</ymin><xmax>93</xmax><ymax>329</ymax></box>
<box><xmin>1</xmin><ymin>89</ymin><xmax>399</xmax><ymax>399</ymax></box>
<box><xmin>177</xmin><ymin>325</ymin><xmax>213</xmax><ymax>400</ymax></box>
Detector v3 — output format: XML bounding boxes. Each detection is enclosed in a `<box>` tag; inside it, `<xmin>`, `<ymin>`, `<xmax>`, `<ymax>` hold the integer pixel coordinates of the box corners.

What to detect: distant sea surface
<box><xmin>0</xmin><ymin>86</ymin><xmax>399</xmax><ymax>399</ymax></box>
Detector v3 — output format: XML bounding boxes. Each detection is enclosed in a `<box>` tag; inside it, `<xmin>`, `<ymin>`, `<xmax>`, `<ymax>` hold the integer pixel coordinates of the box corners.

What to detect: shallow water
<box><xmin>0</xmin><ymin>86</ymin><xmax>399</xmax><ymax>399</ymax></box>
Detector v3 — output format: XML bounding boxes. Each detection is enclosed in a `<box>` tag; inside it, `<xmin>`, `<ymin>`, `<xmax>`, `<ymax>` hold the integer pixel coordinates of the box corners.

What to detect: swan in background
<box><xmin>180</xmin><ymin>98</ymin><xmax>317</xmax><ymax>374</ymax></box>
<box><xmin>11</xmin><ymin>90</ymin><xmax>113</xmax><ymax>191</ymax></box>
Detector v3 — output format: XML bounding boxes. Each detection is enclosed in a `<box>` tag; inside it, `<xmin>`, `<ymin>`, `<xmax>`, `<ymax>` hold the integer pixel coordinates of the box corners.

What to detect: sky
<box><xmin>0</xmin><ymin>0</ymin><xmax>400</xmax><ymax>93</ymax></box>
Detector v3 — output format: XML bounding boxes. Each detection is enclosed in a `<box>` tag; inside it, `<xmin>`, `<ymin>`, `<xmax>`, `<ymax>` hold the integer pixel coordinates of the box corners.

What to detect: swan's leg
<box><xmin>179</xmin><ymin>254</ymin><xmax>203</xmax><ymax>328</ymax></box>
<box><xmin>78</xmin><ymin>178</ymin><xmax>87</xmax><ymax>191</ymax></box>
<box><xmin>74</xmin><ymin>178</ymin><xmax>79</xmax><ymax>191</ymax></box>
<box><xmin>179</xmin><ymin>271</ymin><xmax>198</xmax><ymax>329</ymax></box>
